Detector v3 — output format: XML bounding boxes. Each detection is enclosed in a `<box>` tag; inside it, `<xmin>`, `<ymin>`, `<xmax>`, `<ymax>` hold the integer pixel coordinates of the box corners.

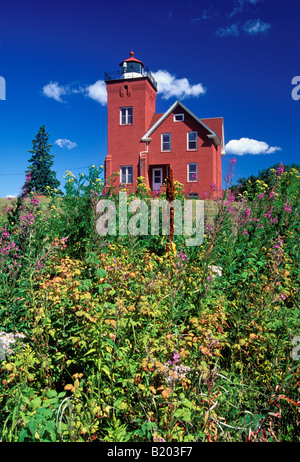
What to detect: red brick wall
<box><xmin>146</xmin><ymin>108</ymin><xmax>221</xmax><ymax>196</ymax></box>
<box><xmin>105</xmin><ymin>77</ymin><xmax>222</xmax><ymax>197</ymax></box>
<box><xmin>106</xmin><ymin>77</ymin><xmax>156</xmax><ymax>187</ymax></box>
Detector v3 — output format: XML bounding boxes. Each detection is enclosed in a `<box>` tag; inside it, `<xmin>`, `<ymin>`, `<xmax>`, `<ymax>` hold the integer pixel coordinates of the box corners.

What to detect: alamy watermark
<box><xmin>96</xmin><ymin>192</ymin><xmax>204</xmax><ymax>246</ymax></box>
<box><xmin>291</xmin><ymin>336</ymin><xmax>300</xmax><ymax>361</ymax></box>
<box><xmin>291</xmin><ymin>76</ymin><xmax>300</xmax><ymax>101</ymax></box>
<box><xmin>0</xmin><ymin>76</ymin><xmax>6</xmax><ymax>100</ymax></box>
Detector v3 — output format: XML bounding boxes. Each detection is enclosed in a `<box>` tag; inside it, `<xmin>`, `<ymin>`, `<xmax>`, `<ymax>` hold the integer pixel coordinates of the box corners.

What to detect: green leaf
<box><xmin>97</xmin><ymin>268</ymin><xmax>107</xmax><ymax>278</ymax></box>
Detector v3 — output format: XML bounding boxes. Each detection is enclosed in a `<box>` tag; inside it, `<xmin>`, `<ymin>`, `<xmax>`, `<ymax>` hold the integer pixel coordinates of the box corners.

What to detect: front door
<box><xmin>152</xmin><ymin>168</ymin><xmax>163</xmax><ymax>191</ymax></box>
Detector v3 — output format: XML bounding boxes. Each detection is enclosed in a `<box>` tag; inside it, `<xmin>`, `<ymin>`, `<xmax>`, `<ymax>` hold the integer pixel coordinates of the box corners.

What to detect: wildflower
<box><xmin>276</xmin><ymin>162</ymin><xmax>284</xmax><ymax>176</ymax></box>
<box><xmin>283</xmin><ymin>203</ymin><xmax>291</xmax><ymax>213</ymax></box>
<box><xmin>280</xmin><ymin>293</ymin><xmax>286</xmax><ymax>300</ymax></box>
<box><xmin>1</xmin><ymin>226</ymin><xmax>10</xmax><ymax>240</ymax></box>
<box><xmin>0</xmin><ymin>331</ymin><xmax>26</xmax><ymax>358</ymax></box>
<box><xmin>208</xmin><ymin>265</ymin><xmax>222</xmax><ymax>277</ymax></box>
<box><xmin>173</xmin><ymin>352</ymin><xmax>180</xmax><ymax>364</ymax></box>
<box><xmin>264</xmin><ymin>212</ymin><xmax>272</xmax><ymax>219</ymax></box>
<box><xmin>257</xmin><ymin>194</ymin><xmax>264</xmax><ymax>200</ymax></box>
<box><xmin>243</xmin><ymin>208</ymin><xmax>251</xmax><ymax>218</ymax></box>
<box><xmin>30</xmin><ymin>196</ymin><xmax>39</xmax><ymax>206</ymax></box>
<box><xmin>242</xmin><ymin>230</ymin><xmax>248</xmax><ymax>235</ymax></box>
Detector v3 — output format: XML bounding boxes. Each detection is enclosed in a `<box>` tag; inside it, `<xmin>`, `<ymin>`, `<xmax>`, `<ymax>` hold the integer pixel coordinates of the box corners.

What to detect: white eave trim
<box><xmin>141</xmin><ymin>100</ymin><xmax>221</xmax><ymax>146</ymax></box>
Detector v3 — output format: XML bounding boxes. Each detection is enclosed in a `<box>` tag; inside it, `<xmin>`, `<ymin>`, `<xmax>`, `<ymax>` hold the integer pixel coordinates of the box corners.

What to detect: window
<box><xmin>120</xmin><ymin>166</ymin><xmax>133</xmax><ymax>184</ymax></box>
<box><xmin>161</xmin><ymin>133</ymin><xmax>171</xmax><ymax>151</ymax></box>
<box><xmin>187</xmin><ymin>131</ymin><xmax>198</xmax><ymax>150</ymax></box>
<box><xmin>188</xmin><ymin>163</ymin><xmax>198</xmax><ymax>182</ymax></box>
<box><xmin>120</xmin><ymin>107</ymin><xmax>133</xmax><ymax>125</ymax></box>
<box><xmin>174</xmin><ymin>113</ymin><xmax>184</xmax><ymax>122</ymax></box>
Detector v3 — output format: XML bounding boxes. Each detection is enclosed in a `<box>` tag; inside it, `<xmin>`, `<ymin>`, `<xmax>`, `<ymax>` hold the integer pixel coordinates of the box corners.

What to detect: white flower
<box><xmin>0</xmin><ymin>332</ymin><xmax>26</xmax><ymax>359</ymax></box>
<box><xmin>208</xmin><ymin>265</ymin><xmax>223</xmax><ymax>278</ymax></box>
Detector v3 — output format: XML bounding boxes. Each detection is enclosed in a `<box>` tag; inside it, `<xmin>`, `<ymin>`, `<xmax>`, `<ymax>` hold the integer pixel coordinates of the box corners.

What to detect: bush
<box><xmin>0</xmin><ymin>163</ymin><xmax>299</xmax><ymax>442</ymax></box>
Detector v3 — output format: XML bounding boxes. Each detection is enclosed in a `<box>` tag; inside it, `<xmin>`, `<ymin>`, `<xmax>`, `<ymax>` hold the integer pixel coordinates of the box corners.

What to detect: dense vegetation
<box><xmin>0</xmin><ymin>162</ymin><xmax>299</xmax><ymax>442</ymax></box>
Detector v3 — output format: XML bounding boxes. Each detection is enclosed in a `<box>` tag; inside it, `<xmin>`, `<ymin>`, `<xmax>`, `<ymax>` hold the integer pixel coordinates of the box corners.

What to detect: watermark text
<box><xmin>0</xmin><ymin>76</ymin><xmax>6</xmax><ymax>100</ymax></box>
<box><xmin>96</xmin><ymin>192</ymin><xmax>204</xmax><ymax>246</ymax></box>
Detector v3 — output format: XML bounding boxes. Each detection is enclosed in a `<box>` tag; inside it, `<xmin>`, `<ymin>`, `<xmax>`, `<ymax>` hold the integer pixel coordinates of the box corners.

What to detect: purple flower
<box><xmin>284</xmin><ymin>204</ymin><xmax>291</xmax><ymax>213</ymax></box>
<box><xmin>173</xmin><ymin>352</ymin><xmax>180</xmax><ymax>364</ymax></box>
<box><xmin>242</xmin><ymin>230</ymin><xmax>248</xmax><ymax>235</ymax></box>
<box><xmin>280</xmin><ymin>293</ymin><xmax>286</xmax><ymax>300</ymax></box>
<box><xmin>243</xmin><ymin>208</ymin><xmax>251</xmax><ymax>218</ymax></box>
<box><xmin>257</xmin><ymin>194</ymin><xmax>264</xmax><ymax>200</ymax></box>
<box><xmin>30</xmin><ymin>196</ymin><xmax>39</xmax><ymax>206</ymax></box>
<box><xmin>276</xmin><ymin>162</ymin><xmax>284</xmax><ymax>176</ymax></box>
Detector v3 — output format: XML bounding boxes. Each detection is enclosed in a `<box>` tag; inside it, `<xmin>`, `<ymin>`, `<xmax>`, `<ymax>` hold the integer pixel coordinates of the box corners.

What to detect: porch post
<box><xmin>140</xmin><ymin>152</ymin><xmax>148</xmax><ymax>188</ymax></box>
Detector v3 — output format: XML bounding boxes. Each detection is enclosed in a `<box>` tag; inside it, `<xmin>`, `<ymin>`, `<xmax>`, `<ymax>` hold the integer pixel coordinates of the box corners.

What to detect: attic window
<box><xmin>174</xmin><ymin>113</ymin><xmax>184</xmax><ymax>122</ymax></box>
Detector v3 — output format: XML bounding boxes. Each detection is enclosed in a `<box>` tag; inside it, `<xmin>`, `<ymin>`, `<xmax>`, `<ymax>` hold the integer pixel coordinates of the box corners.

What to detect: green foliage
<box><xmin>25</xmin><ymin>125</ymin><xmax>61</xmax><ymax>196</ymax></box>
<box><xmin>0</xmin><ymin>163</ymin><xmax>300</xmax><ymax>442</ymax></box>
<box><xmin>231</xmin><ymin>162</ymin><xmax>300</xmax><ymax>199</ymax></box>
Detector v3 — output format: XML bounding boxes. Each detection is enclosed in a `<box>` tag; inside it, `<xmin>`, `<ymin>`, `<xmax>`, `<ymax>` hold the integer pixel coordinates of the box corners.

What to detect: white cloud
<box><xmin>43</xmin><ymin>71</ymin><xmax>205</xmax><ymax>106</ymax></box>
<box><xmin>225</xmin><ymin>137</ymin><xmax>282</xmax><ymax>155</ymax></box>
<box><xmin>243</xmin><ymin>18</ymin><xmax>271</xmax><ymax>35</ymax></box>
<box><xmin>55</xmin><ymin>139</ymin><xmax>77</xmax><ymax>150</ymax></box>
<box><xmin>85</xmin><ymin>80</ymin><xmax>107</xmax><ymax>105</ymax></box>
<box><xmin>216</xmin><ymin>23</ymin><xmax>240</xmax><ymax>37</ymax></box>
<box><xmin>6</xmin><ymin>194</ymin><xmax>17</xmax><ymax>199</ymax></box>
<box><xmin>229</xmin><ymin>0</ymin><xmax>259</xmax><ymax>17</ymax></box>
<box><xmin>152</xmin><ymin>70</ymin><xmax>206</xmax><ymax>100</ymax></box>
<box><xmin>217</xmin><ymin>16</ymin><xmax>271</xmax><ymax>38</ymax></box>
<box><xmin>42</xmin><ymin>81</ymin><xmax>68</xmax><ymax>102</ymax></box>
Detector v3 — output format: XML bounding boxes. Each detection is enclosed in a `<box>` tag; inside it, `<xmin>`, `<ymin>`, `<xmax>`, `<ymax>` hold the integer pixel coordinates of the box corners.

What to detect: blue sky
<box><xmin>0</xmin><ymin>0</ymin><xmax>299</xmax><ymax>197</ymax></box>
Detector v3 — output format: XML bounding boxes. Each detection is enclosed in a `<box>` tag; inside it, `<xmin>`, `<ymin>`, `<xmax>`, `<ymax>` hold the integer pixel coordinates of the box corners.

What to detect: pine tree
<box><xmin>25</xmin><ymin>125</ymin><xmax>61</xmax><ymax>196</ymax></box>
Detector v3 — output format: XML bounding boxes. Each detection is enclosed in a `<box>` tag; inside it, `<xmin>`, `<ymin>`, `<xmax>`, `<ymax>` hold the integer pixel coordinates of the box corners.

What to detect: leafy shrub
<box><xmin>0</xmin><ymin>163</ymin><xmax>299</xmax><ymax>442</ymax></box>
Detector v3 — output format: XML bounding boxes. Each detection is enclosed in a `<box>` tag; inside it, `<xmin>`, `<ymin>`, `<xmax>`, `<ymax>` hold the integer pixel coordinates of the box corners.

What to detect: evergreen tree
<box><xmin>25</xmin><ymin>125</ymin><xmax>61</xmax><ymax>195</ymax></box>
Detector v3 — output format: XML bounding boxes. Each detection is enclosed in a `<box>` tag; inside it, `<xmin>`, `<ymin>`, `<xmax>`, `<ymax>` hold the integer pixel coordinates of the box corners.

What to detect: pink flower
<box><xmin>280</xmin><ymin>293</ymin><xmax>286</xmax><ymax>300</ymax></box>
<box><xmin>284</xmin><ymin>204</ymin><xmax>291</xmax><ymax>213</ymax></box>
<box><xmin>243</xmin><ymin>208</ymin><xmax>251</xmax><ymax>218</ymax></box>
<box><xmin>276</xmin><ymin>162</ymin><xmax>284</xmax><ymax>176</ymax></box>
<box><xmin>30</xmin><ymin>197</ymin><xmax>39</xmax><ymax>206</ymax></box>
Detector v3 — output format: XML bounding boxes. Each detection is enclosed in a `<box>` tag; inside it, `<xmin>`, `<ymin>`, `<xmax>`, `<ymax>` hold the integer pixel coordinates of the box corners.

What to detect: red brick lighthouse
<box><xmin>104</xmin><ymin>52</ymin><xmax>225</xmax><ymax>197</ymax></box>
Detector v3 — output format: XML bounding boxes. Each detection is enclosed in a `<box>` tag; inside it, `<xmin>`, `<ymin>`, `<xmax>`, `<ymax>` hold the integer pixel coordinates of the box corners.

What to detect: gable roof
<box><xmin>201</xmin><ymin>117</ymin><xmax>225</xmax><ymax>155</ymax></box>
<box><xmin>141</xmin><ymin>100</ymin><xmax>223</xmax><ymax>150</ymax></box>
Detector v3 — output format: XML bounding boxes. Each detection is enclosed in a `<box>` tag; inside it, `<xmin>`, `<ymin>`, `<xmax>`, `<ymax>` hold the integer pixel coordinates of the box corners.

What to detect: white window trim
<box><xmin>120</xmin><ymin>107</ymin><xmax>133</xmax><ymax>125</ymax></box>
<box><xmin>120</xmin><ymin>165</ymin><xmax>133</xmax><ymax>184</ymax></box>
<box><xmin>161</xmin><ymin>133</ymin><xmax>171</xmax><ymax>152</ymax></box>
<box><xmin>174</xmin><ymin>113</ymin><xmax>184</xmax><ymax>122</ymax></box>
<box><xmin>187</xmin><ymin>131</ymin><xmax>198</xmax><ymax>150</ymax></box>
<box><xmin>187</xmin><ymin>163</ymin><xmax>198</xmax><ymax>182</ymax></box>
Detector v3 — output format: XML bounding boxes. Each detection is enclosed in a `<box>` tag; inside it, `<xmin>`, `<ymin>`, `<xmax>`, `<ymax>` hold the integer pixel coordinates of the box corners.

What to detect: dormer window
<box><xmin>120</xmin><ymin>107</ymin><xmax>133</xmax><ymax>125</ymax></box>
